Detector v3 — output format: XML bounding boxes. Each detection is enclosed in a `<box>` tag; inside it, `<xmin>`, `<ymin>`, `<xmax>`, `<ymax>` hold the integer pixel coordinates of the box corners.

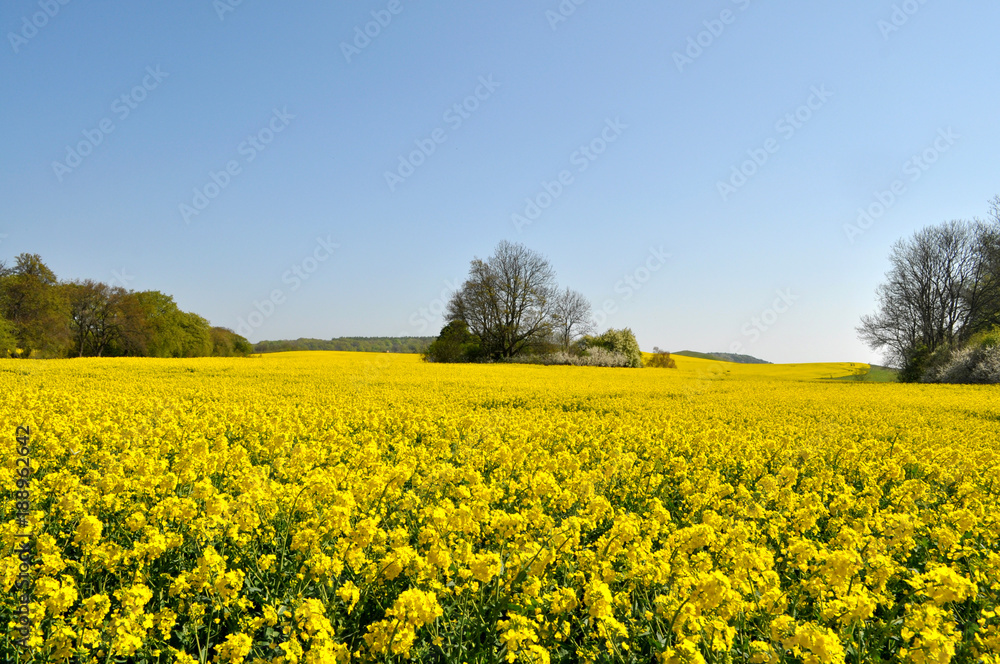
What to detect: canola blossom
<box><xmin>1</xmin><ymin>351</ymin><xmax>999</xmax><ymax>663</ymax></box>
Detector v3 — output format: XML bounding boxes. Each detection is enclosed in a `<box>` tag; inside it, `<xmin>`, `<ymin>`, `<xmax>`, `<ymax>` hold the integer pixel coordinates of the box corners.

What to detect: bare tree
<box><xmin>551</xmin><ymin>286</ymin><xmax>593</xmax><ymax>351</ymax></box>
<box><xmin>66</xmin><ymin>280</ymin><xmax>130</xmax><ymax>357</ymax></box>
<box><xmin>858</xmin><ymin>219</ymin><xmax>1000</xmax><ymax>367</ymax></box>
<box><xmin>447</xmin><ymin>241</ymin><xmax>557</xmax><ymax>360</ymax></box>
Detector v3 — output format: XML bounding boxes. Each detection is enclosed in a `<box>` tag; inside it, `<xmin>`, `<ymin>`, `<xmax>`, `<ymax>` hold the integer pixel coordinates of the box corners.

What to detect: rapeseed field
<box><xmin>2</xmin><ymin>352</ymin><xmax>999</xmax><ymax>663</ymax></box>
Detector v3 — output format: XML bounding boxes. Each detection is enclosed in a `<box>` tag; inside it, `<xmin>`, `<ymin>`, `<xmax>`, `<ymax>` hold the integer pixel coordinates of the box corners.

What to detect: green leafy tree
<box><xmin>210</xmin><ymin>327</ymin><xmax>253</xmax><ymax>357</ymax></box>
<box><xmin>645</xmin><ymin>347</ymin><xmax>677</xmax><ymax>368</ymax></box>
<box><xmin>178</xmin><ymin>312</ymin><xmax>213</xmax><ymax>357</ymax></box>
<box><xmin>0</xmin><ymin>253</ymin><xmax>70</xmax><ymax>357</ymax></box>
<box><xmin>135</xmin><ymin>291</ymin><xmax>187</xmax><ymax>357</ymax></box>
<box><xmin>424</xmin><ymin>320</ymin><xmax>481</xmax><ymax>363</ymax></box>
<box><xmin>0</xmin><ymin>315</ymin><xmax>17</xmax><ymax>357</ymax></box>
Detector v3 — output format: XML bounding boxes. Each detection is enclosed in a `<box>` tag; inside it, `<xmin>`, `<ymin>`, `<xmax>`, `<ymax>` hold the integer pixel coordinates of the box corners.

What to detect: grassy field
<box><xmin>823</xmin><ymin>365</ymin><xmax>900</xmax><ymax>383</ymax></box>
<box><xmin>1</xmin><ymin>352</ymin><xmax>997</xmax><ymax>663</ymax></box>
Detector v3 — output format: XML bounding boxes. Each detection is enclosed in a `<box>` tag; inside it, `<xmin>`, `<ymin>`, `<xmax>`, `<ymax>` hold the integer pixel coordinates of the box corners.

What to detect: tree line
<box><xmin>0</xmin><ymin>253</ymin><xmax>252</xmax><ymax>359</ymax></box>
<box><xmin>254</xmin><ymin>337</ymin><xmax>433</xmax><ymax>354</ymax></box>
<box><xmin>425</xmin><ymin>241</ymin><xmax>648</xmax><ymax>368</ymax></box>
<box><xmin>859</xmin><ymin>196</ymin><xmax>1000</xmax><ymax>382</ymax></box>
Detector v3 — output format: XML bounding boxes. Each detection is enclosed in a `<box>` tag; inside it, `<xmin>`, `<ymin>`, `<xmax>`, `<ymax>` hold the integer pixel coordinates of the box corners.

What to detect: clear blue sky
<box><xmin>2</xmin><ymin>1</ymin><xmax>998</xmax><ymax>363</ymax></box>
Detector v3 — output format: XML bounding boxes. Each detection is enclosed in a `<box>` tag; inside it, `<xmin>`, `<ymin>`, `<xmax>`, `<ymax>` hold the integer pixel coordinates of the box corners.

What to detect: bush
<box><xmin>582</xmin><ymin>328</ymin><xmax>642</xmax><ymax>368</ymax></box>
<box><xmin>645</xmin><ymin>349</ymin><xmax>677</xmax><ymax>369</ymax></box>
<box><xmin>920</xmin><ymin>327</ymin><xmax>1000</xmax><ymax>384</ymax></box>
<box><xmin>924</xmin><ymin>334</ymin><xmax>1000</xmax><ymax>384</ymax></box>
<box><xmin>898</xmin><ymin>345</ymin><xmax>930</xmax><ymax>383</ymax></box>
<box><xmin>503</xmin><ymin>348</ymin><xmax>633</xmax><ymax>367</ymax></box>
<box><xmin>969</xmin><ymin>325</ymin><xmax>1000</xmax><ymax>350</ymax></box>
<box><xmin>424</xmin><ymin>321</ymin><xmax>481</xmax><ymax>363</ymax></box>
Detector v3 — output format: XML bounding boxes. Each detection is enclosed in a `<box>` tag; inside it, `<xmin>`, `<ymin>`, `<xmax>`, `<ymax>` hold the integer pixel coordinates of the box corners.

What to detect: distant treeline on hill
<box><xmin>674</xmin><ymin>350</ymin><xmax>771</xmax><ymax>364</ymax></box>
<box><xmin>254</xmin><ymin>337</ymin><xmax>434</xmax><ymax>354</ymax></box>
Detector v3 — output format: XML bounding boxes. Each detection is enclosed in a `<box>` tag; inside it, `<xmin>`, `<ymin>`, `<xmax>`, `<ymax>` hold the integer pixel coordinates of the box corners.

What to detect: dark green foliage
<box><xmin>423</xmin><ymin>321</ymin><xmax>481</xmax><ymax>363</ymax></box>
<box><xmin>254</xmin><ymin>337</ymin><xmax>434</xmax><ymax>354</ymax></box>
<box><xmin>0</xmin><ymin>315</ymin><xmax>16</xmax><ymax>357</ymax></box>
<box><xmin>0</xmin><ymin>254</ymin><xmax>252</xmax><ymax>359</ymax></box>
<box><xmin>898</xmin><ymin>345</ymin><xmax>930</xmax><ymax>383</ymax></box>
<box><xmin>211</xmin><ymin>327</ymin><xmax>254</xmax><ymax>357</ymax></box>
<box><xmin>0</xmin><ymin>253</ymin><xmax>71</xmax><ymax>357</ymax></box>
<box><xmin>645</xmin><ymin>349</ymin><xmax>677</xmax><ymax>368</ymax></box>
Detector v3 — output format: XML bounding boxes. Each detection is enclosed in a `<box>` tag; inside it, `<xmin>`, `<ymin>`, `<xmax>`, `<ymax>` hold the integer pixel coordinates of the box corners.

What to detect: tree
<box><xmin>0</xmin><ymin>253</ymin><xmax>70</xmax><ymax>357</ymax></box>
<box><xmin>646</xmin><ymin>347</ymin><xmax>677</xmax><ymax>368</ymax></box>
<box><xmin>178</xmin><ymin>312</ymin><xmax>213</xmax><ymax>357</ymax></box>
<box><xmin>424</xmin><ymin>320</ymin><xmax>480</xmax><ymax>363</ymax></box>
<box><xmin>858</xmin><ymin>218</ymin><xmax>1000</xmax><ymax>373</ymax></box>
<box><xmin>447</xmin><ymin>241</ymin><xmax>558</xmax><ymax>360</ymax></box>
<box><xmin>210</xmin><ymin>327</ymin><xmax>254</xmax><ymax>357</ymax></box>
<box><xmin>65</xmin><ymin>280</ymin><xmax>132</xmax><ymax>357</ymax></box>
<box><xmin>134</xmin><ymin>291</ymin><xmax>187</xmax><ymax>357</ymax></box>
<box><xmin>0</xmin><ymin>315</ymin><xmax>17</xmax><ymax>357</ymax></box>
<box><xmin>551</xmin><ymin>286</ymin><xmax>594</xmax><ymax>352</ymax></box>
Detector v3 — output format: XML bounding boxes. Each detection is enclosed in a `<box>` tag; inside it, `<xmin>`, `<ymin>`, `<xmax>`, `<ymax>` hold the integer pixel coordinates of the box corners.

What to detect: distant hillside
<box><xmin>255</xmin><ymin>337</ymin><xmax>433</xmax><ymax>354</ymax></box>
<box><xmin>673</xmin><ymin>350</ymin><xmax>771</xmax><ymax>364</ymax></box>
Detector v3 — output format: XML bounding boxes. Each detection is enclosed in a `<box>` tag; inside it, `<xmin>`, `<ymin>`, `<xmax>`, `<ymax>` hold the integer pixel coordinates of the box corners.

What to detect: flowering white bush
<box><xmin>928</xmin><ymin>344</ymin><xmax>1000</xmax><ymax>384</ymax></box>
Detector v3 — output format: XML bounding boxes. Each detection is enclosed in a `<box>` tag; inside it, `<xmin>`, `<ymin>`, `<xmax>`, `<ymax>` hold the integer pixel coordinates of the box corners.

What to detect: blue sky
<box><xmin>2</xmin><ymin>1</ymin><xmax>998</xmax><ymax>363</ymax></box>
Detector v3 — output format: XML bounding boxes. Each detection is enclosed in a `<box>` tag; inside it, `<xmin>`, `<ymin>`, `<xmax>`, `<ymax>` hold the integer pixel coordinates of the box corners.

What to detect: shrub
<box><xmin>921</xmin><ymin>327</ymin><xmax>1000</xmax><ymax>384</ymax></box>
<box><xmin>927</xmin><ymin>343</ymin><xmax>1000</xmax><ymax>384</ymax></box>
<box><xmin>898</xmin><ymin>345</ymin><xmax>930</xmax><ymax>383</ymax></box>
<box><xmin>505</xmin><ymin>348</ymin><xmax>633</xmax><ymax>367</ymax></box>
<box><xmin>583</xmin><ymin>328</ymin><xmax>642</xmax><ymax>368</ymax></box>
<box><xmin>645</xmin><ymin>349</ymin><xmax>677</xmax><ymax>369</ymax></box>
<box><xmin>969</xmin><ymin>325</ymin><xmax>1000</xmax><ymax>349</ymax></box>
<box><xmin>424</xmin><ymin>321</ymin><xmax>481</xmax><ymax>363</ymax></box>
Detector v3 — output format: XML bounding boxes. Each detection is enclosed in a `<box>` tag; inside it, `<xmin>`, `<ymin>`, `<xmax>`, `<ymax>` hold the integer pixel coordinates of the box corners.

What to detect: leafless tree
<box><xmin>66</xmin><ymin>279</ymin><xmax>130</xmax><ymax>357</ymax></box>
<box><xmin>447</xmin><ymin>241</ymin><xmax>557</xmax><ymax>360</ymax></box>
<box><xmin>551</xmin><ymin>286</ymin><xmax>593</xmax><ymax>351</ymax></box>
<box><xmin>858</xmin><ymin>219</ymin><xmax>1000</xmax><ymax>367</ymax></box>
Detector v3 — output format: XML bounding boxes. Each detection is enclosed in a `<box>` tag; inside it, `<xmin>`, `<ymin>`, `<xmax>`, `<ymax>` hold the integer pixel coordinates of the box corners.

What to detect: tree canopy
<box><xmin>446</xmin><ymin>241</ymin><xmax>561</xmax><ymax>361</ymax></box>
<box><xmin>859</xmin><ymin>200</ymin><xmax>1000</xmax><ymax>380</ymax></box>
<box><xmin>0</xmin><ymin>253</ymin><xmax>251</xmax><ymax>359</ymax></box>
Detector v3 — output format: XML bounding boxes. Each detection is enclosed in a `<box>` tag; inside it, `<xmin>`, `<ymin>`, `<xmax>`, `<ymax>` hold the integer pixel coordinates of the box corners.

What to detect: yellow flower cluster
<box><xmin>1</xmin><ymin>351</ymin><xmax>999</xmax><ymax>662</ymax></box>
